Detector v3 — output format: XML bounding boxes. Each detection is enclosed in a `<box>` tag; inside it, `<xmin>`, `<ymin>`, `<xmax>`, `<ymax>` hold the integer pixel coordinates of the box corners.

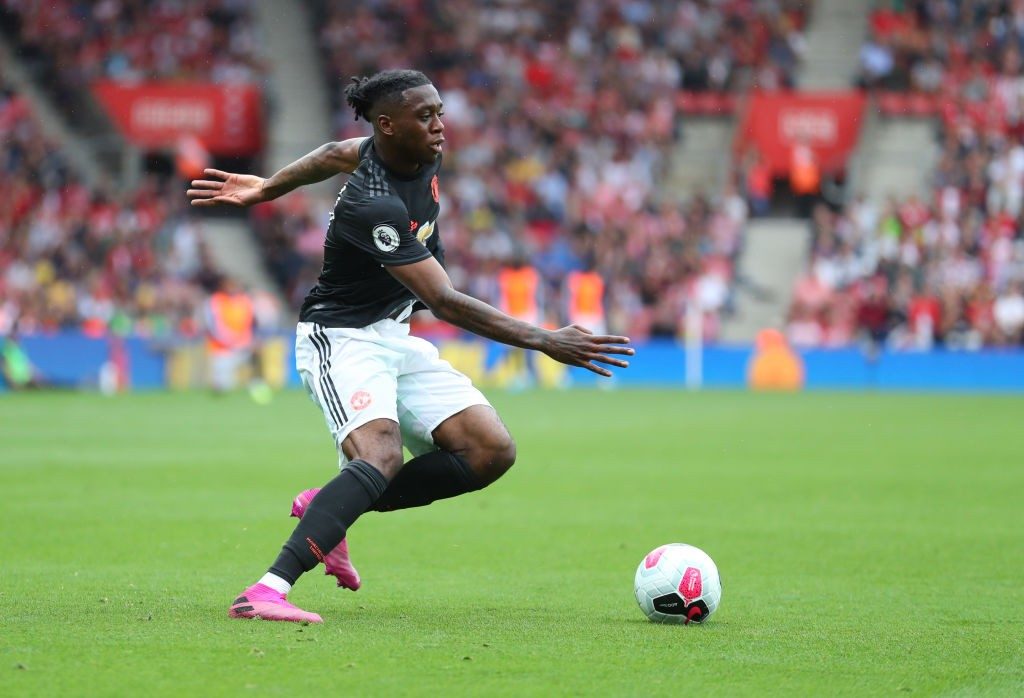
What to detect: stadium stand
<box><xmin>0</xmin><ymin>0</ymin><xmax>815</xmax><ymax>342</ymax></box>
<box><xmin>785</xmin><ymin>0</ymin><xmax>1024</xmax><ymax>348</ymax></box>
<box><xmin>0</xmin><ymin>1</ymin><xmax>274</xmax><ymax>341</ymax></box>
<box><xmin>0</xmin><ymin>0</ymin><xmax>269</xmax><ymax>183</ymax></box>
<box><xmin>0</xmin><ymin>75</ymin><xmax>220</xmax><ymax>338</ymax></box>
<box><xmin>0</xmin><ymin>0</ymin><xmax>266</xmax><ymax>83</ymax></box>
<box><xmin>247</xmin><ymin>0</ymin><xmax>812</xmax><ymax>340</ymax></box>
<box><xmin>787</xmin><ymin>192</ymin><xmax>1024</xmax><ymax>349</ymax></box>
<box><xmin>859</xmin><ymin>0</ymin><xmax>1024</xmax><ymax>130</ymax></box>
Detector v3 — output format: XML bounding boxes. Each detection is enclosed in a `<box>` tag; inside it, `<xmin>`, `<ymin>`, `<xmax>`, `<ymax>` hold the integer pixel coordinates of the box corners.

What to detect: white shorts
<box><xmin>209</xmin><ymin>348</ymin><xmax>251</xmax><ymax>391</ymax></box>
<box><xmin>295</xmin><ymin>319</ymin><xmax>491</xmax><ymax>467</ymax></box>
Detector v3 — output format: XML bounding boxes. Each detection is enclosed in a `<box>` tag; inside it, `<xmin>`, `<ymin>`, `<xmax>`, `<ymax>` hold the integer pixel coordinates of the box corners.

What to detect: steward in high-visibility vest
<box><xmin>747</xmin><ymin>328</ymin><xmax>804</xmax><ymax>391</ymax></box>
<box><xmin>565</xmin><ymin>269</ymin><xmax>606</xmax><ymax>334</ymax></box>
<box><xmin>498</xmin><ymin>262</ymin><xmax>541</xmax><ymax>326</ymax></box>
<box><xmin>496</xmin><ymin>261</ymin><xmax>544</xmax><ymax>387</ymax></box>
<box><xmin>205</xmin><ymin>278</ymin><xmax>255</xmax><ymax>392</ymax></box>
<box><xmin>207</xmin><ymin>289</ymin><xmax>255</xmax><ymax>354</ymax></box>
<box><xmin>789</xmin><ymin>143</ymin><xmax>820</xmax><ymax>196</ymax></box>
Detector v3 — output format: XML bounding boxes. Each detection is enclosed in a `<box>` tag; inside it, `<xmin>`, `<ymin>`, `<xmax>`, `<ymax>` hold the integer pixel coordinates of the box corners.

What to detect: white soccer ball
<box><xmin>634</xmin><ymin>543</ymin><xmax>722</xmax><ymax>624</ymax></box>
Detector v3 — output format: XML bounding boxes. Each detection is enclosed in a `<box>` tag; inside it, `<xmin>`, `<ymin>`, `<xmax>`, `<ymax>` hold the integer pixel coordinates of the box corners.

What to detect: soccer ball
<box><xmin>634</xmin><ymin>543</ymin><xmax>722</xmax><ymax>624</ymax></box>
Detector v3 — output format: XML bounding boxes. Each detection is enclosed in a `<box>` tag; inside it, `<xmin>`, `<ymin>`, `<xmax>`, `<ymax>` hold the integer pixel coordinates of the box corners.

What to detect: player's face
<box><xmin>394</xmin><ymin>84</ymin><xmax>445</xmax><ymax>166</ymax></box>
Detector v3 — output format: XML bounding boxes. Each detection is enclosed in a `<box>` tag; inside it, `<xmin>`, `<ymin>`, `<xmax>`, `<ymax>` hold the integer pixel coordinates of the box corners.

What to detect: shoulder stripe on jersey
<box><xmin>366</xmin><ymin>161</ymin><xmax>390</xmax><ymax>198</ymax></box>
<box><xmin>363</xmin><ymin>163</ymin><xmax>375</xmax><ymax>196</ymax></box>
<box><xmin>310</xmin><ymin>325</ymin><xmax>348</xmax><ymax>428</ymax></box>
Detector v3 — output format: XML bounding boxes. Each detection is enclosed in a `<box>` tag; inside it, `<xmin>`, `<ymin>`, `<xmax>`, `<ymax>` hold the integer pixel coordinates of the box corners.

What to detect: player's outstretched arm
<box><xmin>389</xmin><ymin>258</ymin><xmax>634</xmax><ymax>377</ymax></box>
<box><xmin>186</xmin><ymin>137</ymin><xmax>367</xmax><ymax>208</ymax></box>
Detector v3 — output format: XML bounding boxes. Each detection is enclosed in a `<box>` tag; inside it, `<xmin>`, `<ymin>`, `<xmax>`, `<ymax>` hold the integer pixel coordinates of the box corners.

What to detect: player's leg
<box><xmin>229</xmin><ymin>324</ymin><xmax>402</xmax><ymax>622</ymax></box>
<box><xmin>290</xmin><ymin>489</ymin><xmax>361</xmax><ymax>590</ymax></box>
<box><xmin>371</xmin><ymin>404</ymin><xmax>515</xmax><ymax>511</ymax></box>
<box><xmin>284</xmin><ymin>323</ymin><xmax>367</xmax><ymax>590</ymax></box>
<box><xmin>367</xmin><ymin>329</ymin><xmax>516</xmax><ymax>512</ymax></box>
<box><xmin>293</xmin><ymin>385</ymin><xmax>503</xmax><ymax>514</ymax></box>
<box><xmin>288</xmin><ymin>404</ymin><xmax>471</xmax><ymax>582</ymax></box>
<box><xmin>230</xmin><ymin>420</ymin><xmax>400</xmax><ymax>622</ymax></box>
<box><xmin>430</xmin><ymin>404</ymin><xmax>516</xmax><ymax>485</ymax></box>
<box><xmin>264</xmin><ymin>418</ymin><xmax>401</xmax><ymax>582</ymax></box>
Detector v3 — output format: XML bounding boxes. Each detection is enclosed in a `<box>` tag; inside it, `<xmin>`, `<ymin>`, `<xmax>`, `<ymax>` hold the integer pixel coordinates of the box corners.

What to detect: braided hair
<box><xmin>344</xmin><ymin>69</ymin><xmax>432</xmax><ymax>122</ymax></box>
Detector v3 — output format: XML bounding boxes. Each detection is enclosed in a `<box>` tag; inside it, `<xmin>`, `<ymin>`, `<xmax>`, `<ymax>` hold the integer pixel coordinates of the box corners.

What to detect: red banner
<box><xmin>93</xmin><ymin>81</ymin><xmax>264</xmax><ymax>157</ymax></box>
<box><xmin>734</xmin><ymin>92</ymin><xmax>867</xmax><ymax>176</ymax></box>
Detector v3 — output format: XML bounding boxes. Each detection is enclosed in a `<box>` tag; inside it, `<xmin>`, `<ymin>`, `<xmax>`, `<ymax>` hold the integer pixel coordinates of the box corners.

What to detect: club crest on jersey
<box><xmin>415</xmin><ymin>220</ymin><xmax>436</xmax><ymax>244</ymax></box>
<box><xmin>372</xmin><ymin>224</ymin><xmax>400</xmax><ymax>253</ymax></box>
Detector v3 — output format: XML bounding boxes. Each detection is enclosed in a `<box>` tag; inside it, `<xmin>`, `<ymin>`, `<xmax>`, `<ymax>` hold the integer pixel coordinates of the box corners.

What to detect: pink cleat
<box><xmin>228</xmin><ymin>583</ymin><xmax>322</xmax><ymax>623</ymax></box>
<box><xmin>291</xmin><ymin>488</ymin><xmax>362</xmax><ymax>591</ymax></box>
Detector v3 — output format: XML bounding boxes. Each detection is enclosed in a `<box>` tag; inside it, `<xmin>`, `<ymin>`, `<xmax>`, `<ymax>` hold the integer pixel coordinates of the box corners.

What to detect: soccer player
<box><xmin>187</xmin><ymin>69</ymin><xmax>634</xmax><ymax>623</ymax></box>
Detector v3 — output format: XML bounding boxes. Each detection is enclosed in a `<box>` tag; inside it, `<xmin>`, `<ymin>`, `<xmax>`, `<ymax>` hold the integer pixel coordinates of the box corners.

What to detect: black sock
<box><xmin>373</xmin><ymin>450</ymin><xmax>483</xmax><ymax>512</ymax></box>
<box><xmin>268</xmin><ymin>459</ymin><xmax>387</xmax><ymax>584</ymax></box>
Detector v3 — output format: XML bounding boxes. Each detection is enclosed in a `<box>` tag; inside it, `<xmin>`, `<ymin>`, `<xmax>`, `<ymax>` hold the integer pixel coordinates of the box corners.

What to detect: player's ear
<box><xmin>376</xmin><ymin>113</ymin><xmax>395</xmax><ymax>137</ymax></box>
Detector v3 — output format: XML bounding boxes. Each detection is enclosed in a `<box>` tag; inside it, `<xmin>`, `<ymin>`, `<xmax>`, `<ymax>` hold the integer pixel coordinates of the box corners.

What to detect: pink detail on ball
<box><xmin>644</xmin><ymin>546</ymin><xmax>668</xmax><ymax>569</ymax></box>
<box><xmin>679</xmin><ymin>567</ymin><xmax>703</xmax><ymax>601</ymax></box>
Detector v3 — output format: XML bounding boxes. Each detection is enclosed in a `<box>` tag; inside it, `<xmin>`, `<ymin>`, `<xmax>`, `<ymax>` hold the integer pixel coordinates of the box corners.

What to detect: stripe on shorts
<box><xmin>312</xmin><ymin>326</ymin><xmax>348</xmax><ymax>426</ymax></box>
<box><xmin>310</xmin><ymin>324</ymin><xmax>348</xmax><ymax>428</ymax></box>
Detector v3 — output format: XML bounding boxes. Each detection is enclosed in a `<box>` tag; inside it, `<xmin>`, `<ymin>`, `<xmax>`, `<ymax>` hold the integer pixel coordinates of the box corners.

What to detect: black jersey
<box><xmin>299</xmin><ymin>138</ymin><xmax>444</xmax><ymax>328</ymax></box>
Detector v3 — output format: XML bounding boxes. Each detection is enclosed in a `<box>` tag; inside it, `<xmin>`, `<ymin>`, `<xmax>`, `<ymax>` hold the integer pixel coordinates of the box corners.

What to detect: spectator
<box><xmin>858</xmin><ymin>35</ymin><xmax>895</xmax><ymax>88</ymax></box>
<box><xmin>790</xmin><ymin>139</ymin><xmax>821</xmax><ymax>216</ymax></box>
<box><xmin>0</xmin><ymin>325</ymin><xmax>44</xmax><ymax>390</ymax></box>
<box><xmin>204</xmin><ymin>275</ymin><xmax>256</xmax><ymax>393</ymax></box>
<box><xmin>855</xmin><ymin>276</ymin><xmax>892</xmax><ymax>348</ymax></box>
<box><xmin>994</xmin><ymin>280</ymin><xmax>1024</xmax><ymax>344</ymax></box>
<box><xmin>742</xmin><ymin>149</ymin><xmax>774</xmax><ymax>217</ymax></box>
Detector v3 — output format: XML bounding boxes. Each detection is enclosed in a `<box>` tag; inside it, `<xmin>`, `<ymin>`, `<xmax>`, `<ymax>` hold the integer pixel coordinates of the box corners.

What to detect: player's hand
<box><xmin>187</xmin><ymin>169</ymin><xmax>267</xmax><ymax>208</ymax></box>
<box><xmin>540</xmin><ymin>325</ymin><xmax>634</xmax><ymax>377</ymax></box>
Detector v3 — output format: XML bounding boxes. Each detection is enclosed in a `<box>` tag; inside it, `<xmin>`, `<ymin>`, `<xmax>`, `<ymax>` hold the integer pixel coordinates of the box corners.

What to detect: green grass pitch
<box><xmin>2</xmin><ymin>389</ymin><xmax>1022</xmax><ymax>696</ymax></box>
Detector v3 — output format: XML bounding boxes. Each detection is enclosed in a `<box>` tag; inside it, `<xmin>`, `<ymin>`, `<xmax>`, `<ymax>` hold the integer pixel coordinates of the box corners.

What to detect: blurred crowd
<box><xmin>0</xmin><ymin>0</ymin><xmax>818</xmax><ymax>342</ymax></box>
<box><xmin>0</xmin><ymin>76</ymin><xmax>223</xmax><ymax>338</ymax></box>
<box><xmin>0</xmin><ymin>0</ymin><xmax>266</xmax><ymax>83</ymax></box>
<box><xmin>787</xmin><ymin>193</ymin><xmax>1024</xmax><ymax>349</ymax></box>
<box><xmin>787</xmin><ymin>0</ymin><xmax>1024</xmax><ymax>349</ymax></box>
<box><xmin>0</xmin><ymin>0</ymin><xmax>267</xmax><ymax>169</ymax></box>
<box><xmin>860</xmin><ymin>1</ymin><xmax>1024</xmax><ymax>88</ymax></box>
<box><xmin>10</xmin><ymin>0</ymin><xmax>1023</xmax><ymax>351</ymax></box>
<box><xmin>859</xmin><ymin>0</ymin><xmax>1024</xmax><ymax>136</ymax></box>
<box><xmin>0</xmin><ymin>0</ymin><xmax>274</xmax><ymax>344</ymax></box>
<box><xmin>254</xmin><ymin>0</ymin><xmax>812</xmax><ymax>339</ymax></box>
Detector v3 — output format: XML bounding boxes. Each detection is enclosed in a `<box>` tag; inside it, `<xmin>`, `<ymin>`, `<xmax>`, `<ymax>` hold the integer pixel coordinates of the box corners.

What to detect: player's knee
<box><xmin>342</xmin><ymin>419</ymin><xmax>405</xmax><ymax>480</ymax></box>
<box><xmin>368</xmin><ymin>449</ymin><xmax>405</xmax><ymax>480</ymax></box>
<box><xmin>473</xmin><ymin>432</ymin><xmax>517</xmax><ymax>486</ymax></box>
<box><xmin>344</xmin><ymin>447</ymin><xmax>404</xmax><ymax>480</ymax></box>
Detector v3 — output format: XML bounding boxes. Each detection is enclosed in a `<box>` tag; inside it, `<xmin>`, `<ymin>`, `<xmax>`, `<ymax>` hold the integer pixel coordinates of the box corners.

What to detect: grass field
<box><xmin>2</xmin><ymin>389</ymin><xmax>1022</xmax><ymax>696</ymax></box>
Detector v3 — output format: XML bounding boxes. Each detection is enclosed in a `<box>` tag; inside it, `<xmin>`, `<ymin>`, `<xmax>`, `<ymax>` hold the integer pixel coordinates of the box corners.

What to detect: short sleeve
<box><xmin>337</xmin><ymin>196</ymin><xmax>432</xmax><ymax>266</ymax></box>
